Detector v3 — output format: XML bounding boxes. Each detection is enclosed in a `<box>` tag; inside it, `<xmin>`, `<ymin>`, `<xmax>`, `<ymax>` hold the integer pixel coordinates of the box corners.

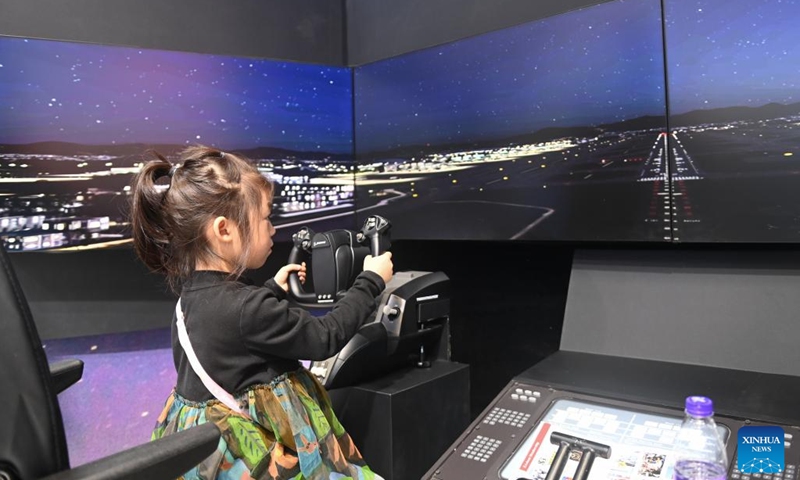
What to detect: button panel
<box><xmin>460</xmin><ymin>435</ymin><xmax>502</xmax><ymax>463</ymax></box>
<box><xmin>482</xmin><ymin>407</ymin><xmax>531</xmax><ymax>428</ymax></box>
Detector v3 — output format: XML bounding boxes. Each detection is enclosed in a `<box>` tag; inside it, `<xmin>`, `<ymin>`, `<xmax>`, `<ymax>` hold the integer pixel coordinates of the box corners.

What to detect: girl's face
<box><xmin>244</xmin><ymin>191</ymin><xmax>276</xmax><ymax>270</ymax></box>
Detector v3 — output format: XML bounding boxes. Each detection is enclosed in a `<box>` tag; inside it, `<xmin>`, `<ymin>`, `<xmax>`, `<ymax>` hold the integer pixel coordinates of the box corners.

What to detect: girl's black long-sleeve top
<box><xmin>172</xmin><ymin>269</ymin><xmax>385</xmax><ymax>401</ymax></box>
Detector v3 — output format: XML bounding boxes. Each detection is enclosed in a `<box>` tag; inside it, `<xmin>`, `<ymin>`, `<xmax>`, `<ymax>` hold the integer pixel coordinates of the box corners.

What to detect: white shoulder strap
<box><xmin>175</xmin><ymin>298</ymin><xmax>251</xmax><ymax>418</ymax></box>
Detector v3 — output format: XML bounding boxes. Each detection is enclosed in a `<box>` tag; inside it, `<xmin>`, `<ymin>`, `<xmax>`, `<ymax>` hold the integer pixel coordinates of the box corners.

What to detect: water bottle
<box><xmin>673</xmin><ymin>396</ymin><xmax>728</xmax><ymax>480</ymax></box>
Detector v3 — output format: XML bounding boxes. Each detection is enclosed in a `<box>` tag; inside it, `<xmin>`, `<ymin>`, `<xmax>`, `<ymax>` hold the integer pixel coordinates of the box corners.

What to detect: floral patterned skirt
<box><xmin>152</xmin><ymin>368</ymin><xmax>382</xmax><ymax>480</ymax></box>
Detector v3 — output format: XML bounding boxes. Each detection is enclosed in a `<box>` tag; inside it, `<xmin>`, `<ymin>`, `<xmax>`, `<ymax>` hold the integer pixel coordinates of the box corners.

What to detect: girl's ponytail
<box><xmin>129</xmin><ymin>152</ymin><xmax>174</xmax><ymax>277</ymax></box>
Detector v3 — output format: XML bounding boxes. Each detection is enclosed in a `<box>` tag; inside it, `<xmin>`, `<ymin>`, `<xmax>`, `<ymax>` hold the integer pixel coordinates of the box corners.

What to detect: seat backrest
<box><xmin>0</xmin><ymin>245</ymin><xmax>69</xmax><ymax>479</ymax></box>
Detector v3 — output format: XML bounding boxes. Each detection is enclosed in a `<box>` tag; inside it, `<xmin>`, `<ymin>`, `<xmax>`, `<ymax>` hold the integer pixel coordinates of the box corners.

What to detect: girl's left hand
<box><xmin>274</xmin><ymin>262</ymin><xmax>306</xmax><ymax>292</ymax></box>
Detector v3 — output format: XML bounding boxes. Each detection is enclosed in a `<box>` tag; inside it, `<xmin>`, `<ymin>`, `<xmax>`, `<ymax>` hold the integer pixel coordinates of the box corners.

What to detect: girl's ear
<box><xmin>211</xmin><ymin>216</ymin><xmax>237</xmax><ymax>243</ymax></box>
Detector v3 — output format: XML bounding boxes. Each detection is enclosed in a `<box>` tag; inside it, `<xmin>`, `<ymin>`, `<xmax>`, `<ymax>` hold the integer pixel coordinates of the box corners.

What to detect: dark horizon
<box><xmin>2</xmin><ymin>98</ymin><xmax>797</xmax><ymax>162</ymax></box>
<box><xmin>0</xmin><ymin>140</ymin><xmax>353</xmax><ymax>161</ymax></box>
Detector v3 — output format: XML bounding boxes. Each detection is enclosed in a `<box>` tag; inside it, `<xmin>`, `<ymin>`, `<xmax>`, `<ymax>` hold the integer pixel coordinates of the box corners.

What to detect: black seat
<box><xmin>0</xmin><ymin>244</ymin><xmax>220</xmax><ymax>480</ymax></box>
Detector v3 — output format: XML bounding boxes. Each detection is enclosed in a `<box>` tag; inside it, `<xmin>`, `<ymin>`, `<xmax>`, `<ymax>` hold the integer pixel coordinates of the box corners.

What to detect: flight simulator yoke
<box><xmin>287</xmin><ymin>215</ymin><xmax>451</xmax><ymax>389</ymax></box>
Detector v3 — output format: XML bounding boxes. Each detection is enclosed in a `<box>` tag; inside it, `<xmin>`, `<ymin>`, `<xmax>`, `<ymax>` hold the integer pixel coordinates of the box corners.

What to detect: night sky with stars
<box><xmin>354</xmin><ymin>0</ymin><xmax>667</xmax><ymax>153</ymax></box>
<box><xmin>0</xmin><ymin>37</ymin><xmax>353</xmax><ymax>153</ymax></box>
<box><xmin>2</xmin><ymin>0</ymin><xmax>796</xmax><ymax>157</ymax></box>
<box><xmin>665</xmin><ymin>0</ymin><xmax>800</xmax><ymax>114</ymax></box>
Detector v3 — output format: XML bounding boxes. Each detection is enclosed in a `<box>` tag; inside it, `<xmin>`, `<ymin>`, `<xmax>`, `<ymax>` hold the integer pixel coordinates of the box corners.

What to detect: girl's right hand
<box><xmin>363</xmin><ymin>252</ymin><xmax>394</xmax><ymax>284</ymax></box>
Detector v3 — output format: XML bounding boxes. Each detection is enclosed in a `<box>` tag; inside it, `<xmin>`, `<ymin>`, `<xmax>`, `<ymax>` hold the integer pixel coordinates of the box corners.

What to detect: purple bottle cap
<box><xmin>685</xmin><ymin>396</ymin><xmax>714</xmax><ymax>417</ymax></box>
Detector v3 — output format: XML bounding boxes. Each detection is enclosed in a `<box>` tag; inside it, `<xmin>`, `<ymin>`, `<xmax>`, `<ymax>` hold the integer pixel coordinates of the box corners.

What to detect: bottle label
<box><xmin>738</xmin><ymin>426</ymin><xmax>785</xmax><ymax>474</ymax></box>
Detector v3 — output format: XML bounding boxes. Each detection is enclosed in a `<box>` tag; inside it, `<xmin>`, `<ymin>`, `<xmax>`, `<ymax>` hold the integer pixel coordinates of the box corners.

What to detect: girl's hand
<box><xmin>363</xmin><ymin>251</ymin><xmax>393</xmax><ymax>284</ymax></box>
<box><xmin>274</xmin><ymin>262</ymin><xmax>306</xmax><ymax>292</ymax></box>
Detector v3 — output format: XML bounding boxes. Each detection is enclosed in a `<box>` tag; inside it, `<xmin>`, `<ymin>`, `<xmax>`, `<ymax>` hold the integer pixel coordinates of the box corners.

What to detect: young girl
<box><xmin>129</xmin><ymin>146</ymin><xmax>393</xmax><ymax>480</ymax></box>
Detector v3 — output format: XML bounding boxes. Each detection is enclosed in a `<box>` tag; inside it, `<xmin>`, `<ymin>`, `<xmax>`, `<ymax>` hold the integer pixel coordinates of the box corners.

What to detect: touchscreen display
<box><xmin>500</xmin><ymin>399</ymin><xmax>730</xmax><ymax>480</ymax></box>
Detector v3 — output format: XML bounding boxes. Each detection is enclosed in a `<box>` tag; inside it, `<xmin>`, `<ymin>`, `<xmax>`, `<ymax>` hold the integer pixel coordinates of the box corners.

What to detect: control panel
<box><xmin>426</xmin><ymin>381</ymin><xmax>800</xmax><ymax>480</ymax></box>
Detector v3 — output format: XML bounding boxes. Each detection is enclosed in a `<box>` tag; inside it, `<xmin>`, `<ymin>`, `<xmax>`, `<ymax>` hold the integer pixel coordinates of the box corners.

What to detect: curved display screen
<box><xmin>4</xmin><ymin>0</ymin><xmax>800</xmax><ymax>248</ymax></box>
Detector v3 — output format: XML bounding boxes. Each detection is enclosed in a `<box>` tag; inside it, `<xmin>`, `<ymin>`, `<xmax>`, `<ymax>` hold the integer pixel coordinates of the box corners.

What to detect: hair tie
<box><xmin>168</xmin><ymin>164</ymin><xmax>180</xmax><ymax>178</ymax></box>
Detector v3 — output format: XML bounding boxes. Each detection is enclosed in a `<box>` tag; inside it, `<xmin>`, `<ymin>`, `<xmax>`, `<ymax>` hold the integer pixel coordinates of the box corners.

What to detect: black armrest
<box><xmin>49</xmin><ymin>359</ymin><xmax>85</xmax><ymax>394</ymax></box>
<box><xmin>39</xmin><ymin>422</ymin><xmax>221</xmax><ymax>480</ymax></box>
